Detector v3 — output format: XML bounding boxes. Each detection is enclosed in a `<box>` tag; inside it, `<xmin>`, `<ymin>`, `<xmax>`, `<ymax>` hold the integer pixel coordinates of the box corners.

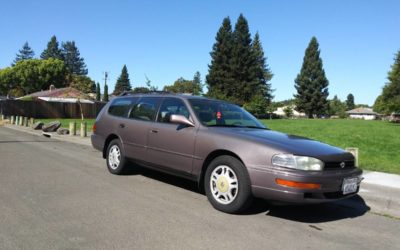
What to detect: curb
<box><xmin>4</xmin><ymin>124</ymin><xmax>92</xmax><ymax>146</ymax></box>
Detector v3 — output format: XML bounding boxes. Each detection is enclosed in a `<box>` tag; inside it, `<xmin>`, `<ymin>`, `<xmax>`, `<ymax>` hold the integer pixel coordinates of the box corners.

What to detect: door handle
<box><xmin>119</xmin><ymin>123</ymin><xmax>125</xmax><ymax>128</ymax></box>
<box><xmin>150</xmin><ymin>129</ymin><xmax>158</xmax><ymax>134</ymax></box>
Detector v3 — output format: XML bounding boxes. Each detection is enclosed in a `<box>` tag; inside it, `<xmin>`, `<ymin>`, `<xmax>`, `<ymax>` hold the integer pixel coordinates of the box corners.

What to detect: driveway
<box><xmin>0</xmin><ymin>127</ymin><xmax>399</xmax><ymax>249</ymax></box>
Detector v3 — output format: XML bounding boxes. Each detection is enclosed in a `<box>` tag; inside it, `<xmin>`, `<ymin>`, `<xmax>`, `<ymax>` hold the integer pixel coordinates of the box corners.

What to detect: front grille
<box><xmin>324</xmin><ymin>161</ymin><xmax>355</xmax><ymax>170</ymax></box>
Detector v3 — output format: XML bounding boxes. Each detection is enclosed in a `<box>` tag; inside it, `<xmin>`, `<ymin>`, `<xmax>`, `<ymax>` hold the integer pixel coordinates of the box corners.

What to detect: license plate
<box><xmin>342</xmin><ymin>177</ymin><xmax>359</xmax><ymax>195</ymax></box>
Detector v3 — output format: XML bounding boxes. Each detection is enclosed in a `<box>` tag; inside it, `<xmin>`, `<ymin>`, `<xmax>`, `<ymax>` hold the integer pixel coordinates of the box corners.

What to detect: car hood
<box><xmin>209</xmin><ymin>127</ymin><xmax>354</xmax><ymax>162</ymax></box>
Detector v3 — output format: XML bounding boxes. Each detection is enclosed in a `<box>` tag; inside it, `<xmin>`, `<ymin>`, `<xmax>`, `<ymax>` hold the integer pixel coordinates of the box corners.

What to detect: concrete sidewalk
<box><xmin>2</xmin><ymin>123</ymin><xmax>400</xmax><ymax>218</ymax></box>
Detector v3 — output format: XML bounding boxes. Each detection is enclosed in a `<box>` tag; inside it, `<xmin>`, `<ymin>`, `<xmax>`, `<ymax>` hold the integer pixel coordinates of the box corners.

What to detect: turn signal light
<box><xmin>275</xmin><ymin>178</ymin><xmax>321</xmax><ymax>189</ymax></box>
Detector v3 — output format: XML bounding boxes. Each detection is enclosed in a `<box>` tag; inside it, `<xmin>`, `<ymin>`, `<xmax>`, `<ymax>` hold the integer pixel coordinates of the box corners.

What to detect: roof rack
<box><xmin>119</xmin><ymin>91</ymin><xmax>171</xmax><ymax>96</ymax></box>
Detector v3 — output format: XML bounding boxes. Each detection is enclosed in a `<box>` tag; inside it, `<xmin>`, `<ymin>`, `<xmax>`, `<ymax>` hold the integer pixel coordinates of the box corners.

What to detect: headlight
<box><xmin>271</xmin><ymin>154</ymin><xmax>324</xmax><ymax>171</ymax></box>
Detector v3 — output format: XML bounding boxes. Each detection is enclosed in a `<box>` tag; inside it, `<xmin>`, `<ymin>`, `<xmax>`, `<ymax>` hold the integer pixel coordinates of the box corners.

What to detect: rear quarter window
<box><xmin>108</xmin><ymin>98</ymin><xmax>137</xmax><ymax>117</ymax></box>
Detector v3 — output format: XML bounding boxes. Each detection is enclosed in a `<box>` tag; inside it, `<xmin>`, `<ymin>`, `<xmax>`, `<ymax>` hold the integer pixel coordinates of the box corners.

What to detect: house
<box><xmin>346</xmin><ymin>107</ymin><xmax>378</xmax><ymax>120</ymax></box>
<box><xmin>273</xmin><ymin>105</ymin><xmax>306</xmax><ymax>118</ymax></box>
<box><xmin>20</xmin><ymin>85</ymin><xmax>94</xmax><ymax>103</ymax></box>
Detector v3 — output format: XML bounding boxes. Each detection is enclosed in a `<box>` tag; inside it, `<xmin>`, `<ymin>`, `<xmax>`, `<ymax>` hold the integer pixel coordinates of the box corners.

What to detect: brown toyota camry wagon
<box><xmin>91</xmin><ymin>92</ymin><xmax>363</xmax><ymax>213</ymax></box>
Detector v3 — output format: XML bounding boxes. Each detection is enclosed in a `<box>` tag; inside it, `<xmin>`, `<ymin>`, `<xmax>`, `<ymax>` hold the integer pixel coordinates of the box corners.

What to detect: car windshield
<box><xmin>188</xmin><ymin>99</ymin><xmax>267</xmax><ymax>129</ymax></box>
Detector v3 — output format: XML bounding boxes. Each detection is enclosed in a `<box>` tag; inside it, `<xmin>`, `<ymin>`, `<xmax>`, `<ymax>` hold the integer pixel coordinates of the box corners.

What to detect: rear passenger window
<box><xmin>158</xmin><ymin>98</ymin><xmax>190</xmax><ymax>123</ymax></box>
<box><xmin>108</xmin><ymin>98</ymin><xmax>136</xmax><ymax>117</ymax></box>
<box><xmin>129</xmin><ymin>97</ymin><xmax>161</xmax><ymax>121</ymax></box>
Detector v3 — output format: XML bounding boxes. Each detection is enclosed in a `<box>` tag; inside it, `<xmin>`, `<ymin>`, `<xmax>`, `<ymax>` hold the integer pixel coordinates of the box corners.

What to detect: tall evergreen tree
<box><xmin>294</xmin><ymin>37</ymin><xmax>329</xmax><ymax>118</ymax></box>
<box><xmin>61</xmin><ymin>41</ymin><xmax>88</xmax><ymax>76</ymax></box>
<box><xmin>206</xmin><ymin>17</ymin><xmax>234</xmax><ymax>100</ymax></box>
<box><xmin>41</xmin><ymin>35</ymin><xmax>63</xmax><ymax>60</ymax></box>
<box><xmin>230</xmin><ymin>14</ymin><xmax>258</xmax><ymax>105</ymax></box>
<box><xmin>373</xmin><ymin>50</ymin><xmax>400</xmax><ymax>114</ymax></box>
<box><xmin>103</xmin><ymin>83</ymin><xmax>109</xmax><ymax>102</ymax></box>
<box><xmin>113</xmin><ymin>65</ymin><xmax>131</xmax><ymax>95</ymax></box>
<box><xmin>96</xmin><ymin>82</ymin><xmax>101</xmax><ymax>101</ymax></box>
<box><xmin>192</xmin><ymin>71</ymin><xmax>203</xmax><ymax>95</ymax></box>
<box><xmin>346</xmin><ymin>93</ymin><xmax>355</xmax><ymax>110</ymax></box>
<box><xmin>13</xmin><ymin>42</ymin><xmax>35</xmax><ymax>65</ymax></box>
<box><xmin>251</xmin><ymin>32</ymin><xmax>274</xmax><ymax>104</ymax></box>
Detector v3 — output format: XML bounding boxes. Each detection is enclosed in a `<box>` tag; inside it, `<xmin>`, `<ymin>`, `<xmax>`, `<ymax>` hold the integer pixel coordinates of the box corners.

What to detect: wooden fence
<box><xmin>0</xmin><ymin>100</ymin><xmax>107</xmax><ymax>119</ymax></box>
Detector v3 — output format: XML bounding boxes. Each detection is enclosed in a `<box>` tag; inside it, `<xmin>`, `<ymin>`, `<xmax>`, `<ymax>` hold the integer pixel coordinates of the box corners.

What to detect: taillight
<box><xmin>92</xmin><ymin>123</ymin><xmax>97</xmax><ymax>133</ymax></box>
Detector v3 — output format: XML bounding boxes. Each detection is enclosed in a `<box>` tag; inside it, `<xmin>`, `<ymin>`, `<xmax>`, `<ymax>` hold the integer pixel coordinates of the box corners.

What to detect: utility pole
<box><xmin>103</xmin><ymin>71</ymin><xmax>109</xmax><ymax>102</ymax></box>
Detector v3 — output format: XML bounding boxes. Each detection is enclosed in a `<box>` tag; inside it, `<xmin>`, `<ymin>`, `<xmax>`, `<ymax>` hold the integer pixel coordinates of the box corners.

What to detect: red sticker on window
<box><xmin>216</xmin><ymin>111</ymin><xmax>222</xmax><ymax>119</ymax></box>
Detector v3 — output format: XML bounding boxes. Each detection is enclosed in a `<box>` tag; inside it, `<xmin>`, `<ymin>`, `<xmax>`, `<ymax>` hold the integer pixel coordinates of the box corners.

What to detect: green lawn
<box><xmin>39</xmin><ymin>119</ymin><xmax>95</xmax><ymax>132</ymax></box>
<box><xmin>261</xmin><ymin>119</ymin><xmax>400</xmax><ymax>174</ymax></box>
<box><xmin>36</xmin><ymin>117</ymin><xmax>399</xmax><ymax>174</ymax></box>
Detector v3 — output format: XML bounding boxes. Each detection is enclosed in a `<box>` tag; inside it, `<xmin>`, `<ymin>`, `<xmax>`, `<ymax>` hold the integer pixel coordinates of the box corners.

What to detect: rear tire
<box><xmin>106</xmin><ymin>139</ymin><xmax>128</xmax><ymax>175</ymax></box>
<box><xmin>204</xmin><ymin>155</ymin><xmax>253</xmax><ymax>214</ymax></box>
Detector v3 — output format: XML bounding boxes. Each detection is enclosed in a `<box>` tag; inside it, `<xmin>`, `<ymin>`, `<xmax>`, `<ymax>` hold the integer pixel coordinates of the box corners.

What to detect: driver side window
<box><xmin>157</xmin><ymin>98</ymin><xmax>190</xmax><ymax>123</ymax></box>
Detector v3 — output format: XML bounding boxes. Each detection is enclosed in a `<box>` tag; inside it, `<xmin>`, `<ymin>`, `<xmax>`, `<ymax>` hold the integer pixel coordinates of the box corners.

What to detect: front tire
<box><xmin>205</xmin><ymin>155</ymin><xmax>253</xmax><ymax>214</ymax></box>
<box><xmin>106</xmin><ymin>139</ymin><xmax>128</xmax><ymax>175</ymax></box>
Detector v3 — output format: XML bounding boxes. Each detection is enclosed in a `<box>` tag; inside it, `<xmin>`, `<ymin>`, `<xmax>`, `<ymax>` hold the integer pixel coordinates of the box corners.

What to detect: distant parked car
<box><xmin>91</xmin><ymin>92</ymin><xmax>363</xmax><ymax>213</ymax></box>
<box><xmin>389</xmin><ymin>113</ymin><xmax>400</xmax><ymax>123</ymax></box>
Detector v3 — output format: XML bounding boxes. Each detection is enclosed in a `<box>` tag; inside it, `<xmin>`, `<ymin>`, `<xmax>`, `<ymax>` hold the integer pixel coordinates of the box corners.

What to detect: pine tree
<box><xmin>346</xmin><ymin>93</ymin><xmax>355</xmax><ymax>110</ymax></box>
<box><xmin>41</xmin><ymin>35</ymin><xmax>63</xmax><ymax>60</ymax></box>
<box><xmin>373</xmin><ymin>50</ymin><xmax>400</xmax><ymax>114</ymax></box>
<box><xmin>13</xmin><ymin>42</ymin><xmax>35</xmax><ymax>65</ymax></box>
<box><xmin>230</xmin><ymin>14</ymin><xmax>258</xmax><ymax>105</ymax></box>
<box><xmin>61</xmin><ymin>41</ymin><xmax>88</xmax><ymax>76</ymax></box>
<box><xmin>206</xmin><ymin>17</ymin><xmax>234</xmax><ymax>101</ymax></box>
<box><xmin>96</xmin><ymin>82</ymin><xmax>101</xmax><ymax>101</ymax></box>
<box><xmin>113</xmin><ymin>65</ymin><xmax>131</xmax><ymax>95</ymax></box>
<box><xmin>103</xmin><ymin>83</ymin><xmax>109</xmax><ymax>102</ymax></box>
<box><xmin>192</xmin><ymin>71</ymin><xmax>203</xmax><ymax>95</ymax></box>
<box><xmin>251</xmin><ymin>32</ymin><xmax>274</xmax><ymax>105</ymax></box>
<box><xmin>294</xmin><ymin>37</ymin><xmax>329</xmax><ymax>118</ymax></box>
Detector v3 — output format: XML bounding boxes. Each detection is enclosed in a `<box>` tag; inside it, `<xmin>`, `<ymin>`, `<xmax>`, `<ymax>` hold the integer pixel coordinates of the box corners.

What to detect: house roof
<box><xmin>346</xmin><ymin>107</ymin><xmax>378</xmax><ymax>115</ymax></box>
<box><xmin>27</xmin><ymin>87</ymin><xmax>84</xmax><ymax>98</ymax></box>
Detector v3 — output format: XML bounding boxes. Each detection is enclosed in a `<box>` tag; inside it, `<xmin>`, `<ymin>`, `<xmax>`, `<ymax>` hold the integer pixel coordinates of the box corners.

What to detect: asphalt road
<box><xmin>0</xmin><ymin>127</ymin><xmax>399</xmax><ymax>250</ymax></box>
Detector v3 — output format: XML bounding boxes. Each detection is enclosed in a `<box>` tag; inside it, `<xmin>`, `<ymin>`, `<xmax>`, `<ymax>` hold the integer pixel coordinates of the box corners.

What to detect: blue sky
<box><xmin>1</xmin><ymin>0</ymin><xmax>399</xmax><ymax>105</ymax></box>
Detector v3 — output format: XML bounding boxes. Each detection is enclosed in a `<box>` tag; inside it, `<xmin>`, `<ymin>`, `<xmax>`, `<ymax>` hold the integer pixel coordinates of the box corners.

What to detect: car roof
<box><xmin>115</xmin><ymin>91</ymin><xmax>218</xmax><ymax>101</ymax></box>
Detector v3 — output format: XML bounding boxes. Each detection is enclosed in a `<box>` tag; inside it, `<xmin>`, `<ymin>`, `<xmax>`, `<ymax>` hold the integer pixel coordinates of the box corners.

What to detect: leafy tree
<box><xmin>251</xmin><ymin>32</ymin><xmax>274</xmax><ymax>105</ymax></box>
<box><xmin>132</xmin><ymin>87</ymin><xmax>150</xmax><ymax>93</ymax></box>
<box><xmin>113</xmin><ymin>65</ymin><xmax>131</xmax><ymax>95</ymax></box>
<box><xmin>145</xmin><ymin>75</ymin><xmax>158</xmax><ymax>91</ymax></box>
<box><xmin>103</xmin><ymin>83</ymin><xmax>109</xmax><ymax>102</ymax></box>
<box><xmin>328</xmin><ymin>95</ymin><xmax>347</xmax><ymax>118</ymax></box>
<box><xmin>373</xmin><ymin>50</ymin><xmax>400</xmax><ymax>115</ymax></box>
<box><xmin>11</xmin><ymin>59</ymin><xmax>66</xmax><ymax>96</ymax></box>
<box><xmin>283</xmin><ymin>106</ymin><xmax>294</xmax><ymax>118</ymax></box>
<box><xmin>90</xmin><ymin>82</ymin><xmax>97</xmax><ymax>93</ymax></box>
<box><xmin>69</xmin><ymin>75</ymin><xmax>95</xmax><ymax>94</ymax></box>
<box><xmin>243</xmin><ymin>95</ymin><xmax>269</xmax><ymax>118</ymax></box>
<box><xmin>164</xmin><ymin>72</ymin><xmax>203</xmax><ymax>95</ymax></box>
<box><xmin>13</xmin><ymin>42</ymin><xmax>35</xmax><ymax>65</ymax></box>
<box><xmin>96</xmin><ymin>83</ymin><xmax>101</xmax><ymax>101</ymax></box>
<box><xmin>346</xmin><ymin>93</ymin><xmax>355</xmax><ymax>110</ymax></box>
<box><xmin>61</xmin><ymin>41</ymin><xmax>88</xmax><ymax>75</ymax></box>
<box><xmin>206</xmin><ymin>17</ymin><xmax>234</xmax><ymax>101</ymax></box>
<box><xmin>294</xmin><ymin>37</ymin><xmax>329</xmax><ymax>118</ymax></box>
<box><xmin>0</xmin><ymin>67</ymin><xmax>16</xmax><ymax>96</ymax></box>
<box><xmin>41</xmin><ymin>35</ymin><xmax>63</xmax><ymax>60</ymax></box>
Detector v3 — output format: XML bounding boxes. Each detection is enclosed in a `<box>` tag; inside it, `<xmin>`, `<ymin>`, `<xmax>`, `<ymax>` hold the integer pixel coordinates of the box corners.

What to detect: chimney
<box><xmin>49</xmin><ymin>85</ymin><xmax>56</xmax><ymax>91</ymax></box>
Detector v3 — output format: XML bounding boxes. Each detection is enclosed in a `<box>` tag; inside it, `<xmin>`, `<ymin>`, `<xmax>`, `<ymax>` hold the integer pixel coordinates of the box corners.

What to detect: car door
<box><xmin>119</xmin><ymin>96</ymin><xmax>161</xmax><ymax>161</ymax></box>
<box><xmin>147</xmin><ymin>97</ymin><xmax>197</xmax><ymax>175</ymax></box>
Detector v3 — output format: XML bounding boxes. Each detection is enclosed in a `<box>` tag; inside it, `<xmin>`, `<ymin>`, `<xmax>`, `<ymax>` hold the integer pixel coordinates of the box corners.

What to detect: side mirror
<box><xmin>170</xmin><ymin>114</ymin><xmax>195</xmax><ymax>127</ymax></box>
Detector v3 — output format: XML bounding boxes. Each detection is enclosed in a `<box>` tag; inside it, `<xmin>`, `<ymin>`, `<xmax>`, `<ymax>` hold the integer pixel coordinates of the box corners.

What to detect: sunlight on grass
<box><xmin>262</xmin><ymin>119</ymin><xmax>400</xmax><ymax>174</ymax></box>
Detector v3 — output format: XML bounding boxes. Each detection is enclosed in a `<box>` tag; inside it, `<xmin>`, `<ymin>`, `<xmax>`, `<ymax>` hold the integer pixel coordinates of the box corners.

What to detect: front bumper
<box><xmin>248</xmin><ymin>166</ymin><xmax>363</xmax><ymax>204</ymax></box>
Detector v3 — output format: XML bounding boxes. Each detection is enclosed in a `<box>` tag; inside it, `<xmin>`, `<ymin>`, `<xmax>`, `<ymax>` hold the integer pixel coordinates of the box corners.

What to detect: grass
<box><xmin>34</xmin><ymin>117</ymin><xmax>399</xmax><ymax>174</ymax></box>
<box><xmin>261</xmin><ymin>119</ymin><xmax>400</xmax><ymax>174</ymax></box>
<box><xmin>38</xmin><ymin>118</ymin><xmax>95</xmax><ymax>132</ymax></box>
